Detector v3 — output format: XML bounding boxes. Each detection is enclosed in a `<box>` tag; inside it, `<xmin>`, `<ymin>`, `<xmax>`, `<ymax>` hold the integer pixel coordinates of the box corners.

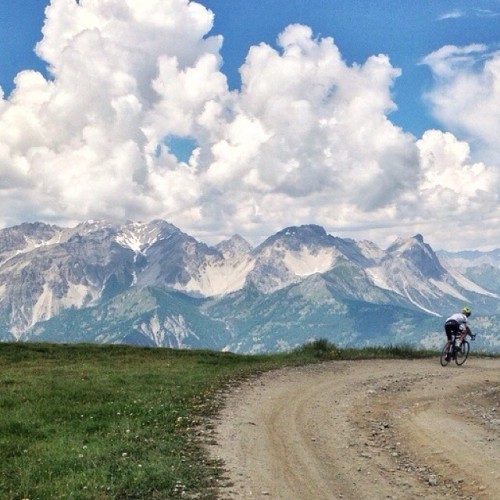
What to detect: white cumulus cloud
<box><xmin>422</xmin><ymin>44</ymin><xmax>500</xmax><ymax>162</ymax></box>
<box><xmin>0</xmin><ymin>0</ymin><xmax>498</xmax><ymax>251</ymax></box>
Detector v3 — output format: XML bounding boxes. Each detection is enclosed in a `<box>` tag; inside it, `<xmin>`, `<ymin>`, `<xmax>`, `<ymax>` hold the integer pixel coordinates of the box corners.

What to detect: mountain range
<box><xmin>1</xmin><ymin>220</ymin><xmax>499</xmax><ymax>353</ymax></box>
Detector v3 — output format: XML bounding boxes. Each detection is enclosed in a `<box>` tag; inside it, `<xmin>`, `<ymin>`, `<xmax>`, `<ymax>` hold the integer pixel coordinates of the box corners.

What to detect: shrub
<box><xmin>293</xmin><ymin>338</ymin><xmax>341</xmax><ymax>360</ymax></box>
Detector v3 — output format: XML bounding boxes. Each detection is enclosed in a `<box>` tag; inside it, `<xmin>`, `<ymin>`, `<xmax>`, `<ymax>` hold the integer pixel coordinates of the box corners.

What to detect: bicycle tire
<box><xmin>440</xmin><ymin>342</ymin><xmax>452</xmax><ymax>366</ymax></box>
<box><xmin>455</xmin><ymin>340</ymin><xmax>470</xmax><ymax>366</ymax></box>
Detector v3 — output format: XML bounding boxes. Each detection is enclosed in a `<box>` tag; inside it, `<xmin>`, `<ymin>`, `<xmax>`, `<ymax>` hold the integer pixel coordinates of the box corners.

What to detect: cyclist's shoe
<box><xmin>445</xmin><ymin>353</ymin><xmax>451</xmax><ymax>362</ymax></box>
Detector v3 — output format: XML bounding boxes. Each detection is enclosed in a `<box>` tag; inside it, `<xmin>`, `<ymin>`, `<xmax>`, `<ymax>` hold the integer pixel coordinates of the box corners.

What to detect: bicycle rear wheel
<box><xmin>440</xmin><ymin>342</ymin><xmax>452</xmax><ymax>366</ymax></box>
<box><xmin>455</xmin><ymin>340</ymin><xmax>470</xmax><ymax>365</ymax></box>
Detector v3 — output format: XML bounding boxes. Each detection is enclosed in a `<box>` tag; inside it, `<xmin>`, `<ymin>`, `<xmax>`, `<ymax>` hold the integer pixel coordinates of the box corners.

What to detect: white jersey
<box><xmin>445</xmin><ymin>313</ymin><xmax>468</xmax><ymax>331</ymax></box>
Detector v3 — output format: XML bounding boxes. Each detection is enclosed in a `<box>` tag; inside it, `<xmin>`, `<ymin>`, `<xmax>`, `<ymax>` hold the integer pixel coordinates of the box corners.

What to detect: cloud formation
<box><xmin>0</xmin><ymin>0</ymin><xmax>498</xmax><ymax>251</ymax></box>
<box><xmin>422</xmin><ymin>44</ymin><xmax>500</xmax><ymax>161</ymax></box>
<box><xmin>437</xmin><ymin>10</ymin><xmax>465</xmax><ymax>21</ymax></box>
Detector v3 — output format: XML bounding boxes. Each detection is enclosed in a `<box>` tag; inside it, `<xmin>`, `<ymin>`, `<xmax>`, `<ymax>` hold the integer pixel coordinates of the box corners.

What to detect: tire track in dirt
<box><xmin>208</xmin><ymin>358</ymin><xmax>499</xmax><ymax>499</ymax></box>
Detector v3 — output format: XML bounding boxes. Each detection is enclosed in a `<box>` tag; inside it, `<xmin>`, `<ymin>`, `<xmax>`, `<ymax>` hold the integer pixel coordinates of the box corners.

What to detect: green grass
<box><xmin>0</xmin><ymin>339</ymin><xmax>492</xmax><ymax>499</ymax></box>
<box><xmin>0</xmin><ymin>342</ymin><xmax>309</xmax><ymax>499</ymax></box>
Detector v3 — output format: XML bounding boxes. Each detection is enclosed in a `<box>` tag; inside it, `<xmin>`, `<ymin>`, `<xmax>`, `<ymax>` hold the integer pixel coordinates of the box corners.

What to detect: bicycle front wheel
<box><xmin>440</xmin><ymin>342</ymin><xmax>452</xmax><ymax>366</ymax></box>
<box><xmin>455</xmin><ymin>341</ymin><xmax>470</xmax><ymax>365</ymax></box>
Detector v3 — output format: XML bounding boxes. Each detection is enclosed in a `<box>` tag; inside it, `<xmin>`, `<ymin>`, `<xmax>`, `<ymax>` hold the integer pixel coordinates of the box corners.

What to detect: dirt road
<box><xmin>208</xmin><ymin>358</ymin><xmax>499</xmax><ymax>499</ymax></box>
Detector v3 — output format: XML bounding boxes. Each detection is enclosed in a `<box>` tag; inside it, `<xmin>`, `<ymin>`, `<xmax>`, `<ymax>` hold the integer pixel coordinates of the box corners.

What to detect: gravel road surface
<box><xmin>208</xmin><ymin>358</ymin><xmax>499</xmax><ymax>499</ymax></box>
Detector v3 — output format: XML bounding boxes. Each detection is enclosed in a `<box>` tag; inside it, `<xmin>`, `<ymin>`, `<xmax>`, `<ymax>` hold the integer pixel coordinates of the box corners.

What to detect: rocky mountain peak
<box><xmin>257</xmin><ymin>224</ymin><xmax>330</xmax><ymax>252</ymax></box>
<box><xmin>116</xmin><ymin>220</ymin><xmax>182</xmax><ymax>253</ymax></box>
<box><xmin>216</xmin><ymin>235</ymin><xmax>253</xmax><ymax>259</ymax></box>
<box><xmin>278</xmin><ymin>224</ymin><xmax>328</xmax><ymax>241</ymax></box>
<box><xmin>1</xmin><ymin>219</ymin><xmax>499</xmax><ymax>351</ymax></box>
<box><xmin>0</xmin><ymin>222</ymin><xmax>61</xmax><ymax>262</ymax></box>
<box><xmin>387</xmin><ymin>234</ymin><xmax>445</xmax><ymax>279</ymax></box>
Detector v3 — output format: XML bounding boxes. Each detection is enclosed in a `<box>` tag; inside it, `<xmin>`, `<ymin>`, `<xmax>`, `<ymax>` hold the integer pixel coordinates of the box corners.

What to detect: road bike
<box><xmin>440</xmin><ymin>332</ymin><xmax>474</xmax><ymax>367</ymax></box>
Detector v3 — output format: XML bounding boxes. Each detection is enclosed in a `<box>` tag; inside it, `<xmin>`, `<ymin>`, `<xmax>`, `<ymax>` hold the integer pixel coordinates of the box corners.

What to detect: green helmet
<box><xmin>462</xmin><ymin>306</ymin><xmax>472</xmax><ymax>317</ymax></box>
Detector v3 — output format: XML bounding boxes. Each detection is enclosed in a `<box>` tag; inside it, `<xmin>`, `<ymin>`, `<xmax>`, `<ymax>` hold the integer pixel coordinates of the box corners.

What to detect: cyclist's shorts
<box><xmin>444</xmin><ymin>320</ymin><xmax>460</xmax><ymax>338</ymax></box>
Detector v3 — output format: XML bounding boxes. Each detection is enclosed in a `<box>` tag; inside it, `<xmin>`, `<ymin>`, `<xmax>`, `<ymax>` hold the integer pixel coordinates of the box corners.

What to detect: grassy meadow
<box><xmin>0</xmin><ymin>341</ymin><xmax>442</xmax><ymax>499</ymax></box>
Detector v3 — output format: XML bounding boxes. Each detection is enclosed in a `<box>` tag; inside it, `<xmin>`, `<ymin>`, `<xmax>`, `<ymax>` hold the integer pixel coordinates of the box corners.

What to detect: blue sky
<box><xmin>0</xmin><ymin>1</ymin><xmax>47</xmax><ymax>88</ymax></box>
<box><xmin>0</xmin><ymin>0</ymin><xmax>499</xmax><ymax>250</ymax></box>
<box><xmin>203</xmin><ymin>0</ymin><xmax>500</xmax><ymax>136</ymax></box>
<box><xmin>2</xmin><ymin>0</ymin><xmax>498</xmax><ymax>135</ymax></box>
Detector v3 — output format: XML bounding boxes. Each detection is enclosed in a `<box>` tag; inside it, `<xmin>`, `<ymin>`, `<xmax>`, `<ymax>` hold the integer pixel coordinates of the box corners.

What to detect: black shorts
<box><xmin>444</xmin><ymin>320</ymin><xmax>460</xmax><ymax>340</ymax></box>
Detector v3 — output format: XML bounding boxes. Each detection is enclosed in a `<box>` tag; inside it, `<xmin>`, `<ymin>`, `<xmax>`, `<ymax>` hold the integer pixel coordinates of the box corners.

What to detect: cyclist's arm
<box><xmin>465</xmin><ymin>326</ymin><xmax>474</xmax><ymax>339</ymax></box>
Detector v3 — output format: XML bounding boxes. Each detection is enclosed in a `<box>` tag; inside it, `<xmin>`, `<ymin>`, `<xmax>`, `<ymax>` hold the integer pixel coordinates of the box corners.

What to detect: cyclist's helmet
<box><xmin>462</xmin><ymin>306</ymin><xmax>472</xmax><ymax>317</ymax></box>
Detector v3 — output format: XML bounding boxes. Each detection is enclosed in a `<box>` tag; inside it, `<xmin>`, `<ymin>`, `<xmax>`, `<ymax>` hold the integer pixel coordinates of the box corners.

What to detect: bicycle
<box><xmin>440</xmin><ymin>332</ymin><xmax>475</xmax><ymax>367</ymax></box>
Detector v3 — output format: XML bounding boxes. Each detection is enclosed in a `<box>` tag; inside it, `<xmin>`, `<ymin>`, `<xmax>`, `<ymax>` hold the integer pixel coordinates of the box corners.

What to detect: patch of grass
<box><xmin>0</xmin><ymin>339</ymin><xmax>493</xmax><ymax>498</ymax></box>
<box><xmin>1</xmin><ymin>344</ymin><xmax>225</xmax><ymax>498</ymax></box>
<box><xmin>0</xmin><ymin>343</ymin><xmax>307</xmax><ymax>499</ymax></box>
<box><xmin>291</xmin><ymin>339</ymin><xmax>439</xmax><ymax>361</ymax></box>
<box><xmin>291</xmin><ymin>338</ymin><xmax>342</xmax><ymax>360</ymax></box>
<box><xmin>338</xmin><ymin>343</ymin><xmax>437</xmax><ymax>360</ymax></box>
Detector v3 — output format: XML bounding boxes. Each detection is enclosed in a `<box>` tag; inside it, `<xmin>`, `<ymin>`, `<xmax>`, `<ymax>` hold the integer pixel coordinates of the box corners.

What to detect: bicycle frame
<box><xmin>440</xmin><ymin>332</ymin><xmax>471</xmax><ymax>367</ymax></box>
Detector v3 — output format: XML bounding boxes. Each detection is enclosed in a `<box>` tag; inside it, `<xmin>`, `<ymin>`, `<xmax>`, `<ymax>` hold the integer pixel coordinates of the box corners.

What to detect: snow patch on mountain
<box><xmin>445</xmin><ymin>268</ymin><xmax>500</xmax><ymax>298</ymax></box>
<box><xmin>400</xmin><ymin>288</ymin><xmax>441</xmax><ymax>316</ymax></box>
<box><xmin>116</xmin><ymin>220</ymin><xmax>175</xmax><ymax>253</ymax></box>
<box><xmin>133</xmin><ymin>313</ymin><xmax>199</xmax><ymax>348</ymax></box>
<box><xmin>31</xmin><ymin>284</ymin><xmax>57</xmax><ymax>327</ymax></box>
<box><xmin>182</xmin><ymin>256</ymin><xmax>255</xmax><ymax>296</ymax></box>
<box><xmin>116</xmin><ymin>230</ymin><xmax>146</xmax><ymax>254</ymax></box>
<box><xmin>364</xmin><ymin>266</ymin><xmax>394</xmax><ymax>292</ymax></box>
<box><xmin>283</xmin><ymin>247</ymin><xmax>339</xmax><ymax>276</ymax></box>
<box><xmin>388</xmin><ymin>235</ymin><xmax>420</xmax><ymax>255</ymax></box>
<box><xmin>1</xmin><ymin>230</ymin><xmax>62</xmax><ymax>263</ymax></box>
<box><xmin>365</xmin><ymin>256</ymin><xmax>445</xmax><ymax>315</ymax></box>
<box><xmin>428</xmin><ymin>279</ymin><xmax>469</xmax><ymax>302</ymax></box>
<box><xmin>31</xmin><ymin>282</ymin><xmax>95</xmax><ymax>330</ymax></box>
<box><xmin>18</xmin><ymin>238</ymin><xmax>52</xmax><ymax>254</ymax></box>
<box><xmin>355</xmin><ymin>240</ymin><xmax>387</xmax><ymax>262</ymax></box>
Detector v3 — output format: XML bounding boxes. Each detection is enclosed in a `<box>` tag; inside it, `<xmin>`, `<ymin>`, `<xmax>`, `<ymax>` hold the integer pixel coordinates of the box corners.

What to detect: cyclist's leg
<box><xmin>459</xmin><ymin>328</ymin><xmax>466</xmax><ymax>342</ymax></box>
<box><xmin>440</xmin><ymin>342</ymin><xmax>452</xmax><ymax>365</ymax></box>
<box><xmin>444</xmin><ymin>324</ymin><xmax>453</xmax><ymax>342</ymax></box>
<box><xmin>444</xmin><ymin>322</ymin><xmax>455</xmax><ymax>341</ymax></box>
<box><xmin>444</xmin><ymin>323</ymin><xmax>456</xmax><ymax>358</ymax></box>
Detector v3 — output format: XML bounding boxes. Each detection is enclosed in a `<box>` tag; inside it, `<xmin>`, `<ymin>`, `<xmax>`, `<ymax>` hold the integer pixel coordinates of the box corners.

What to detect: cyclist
<box><xmin>444</xmin><ymin>306</ymin><xmax>475</xmax><ymax>359</ymax></box>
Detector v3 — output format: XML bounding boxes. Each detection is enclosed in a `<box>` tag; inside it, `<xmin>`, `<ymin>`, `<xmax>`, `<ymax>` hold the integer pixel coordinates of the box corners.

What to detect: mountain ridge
<box><xmin>1</xmin><ymin>220</ymin><xmax>498</xmax><ymax>352</ymax></box>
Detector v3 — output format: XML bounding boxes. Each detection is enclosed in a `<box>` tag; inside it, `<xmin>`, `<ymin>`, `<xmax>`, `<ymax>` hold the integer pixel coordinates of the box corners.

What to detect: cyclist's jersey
<box><xmin>445</xmin><ymin>313</ymin><xmax>468</xmax><ymax>331</ymax></box>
